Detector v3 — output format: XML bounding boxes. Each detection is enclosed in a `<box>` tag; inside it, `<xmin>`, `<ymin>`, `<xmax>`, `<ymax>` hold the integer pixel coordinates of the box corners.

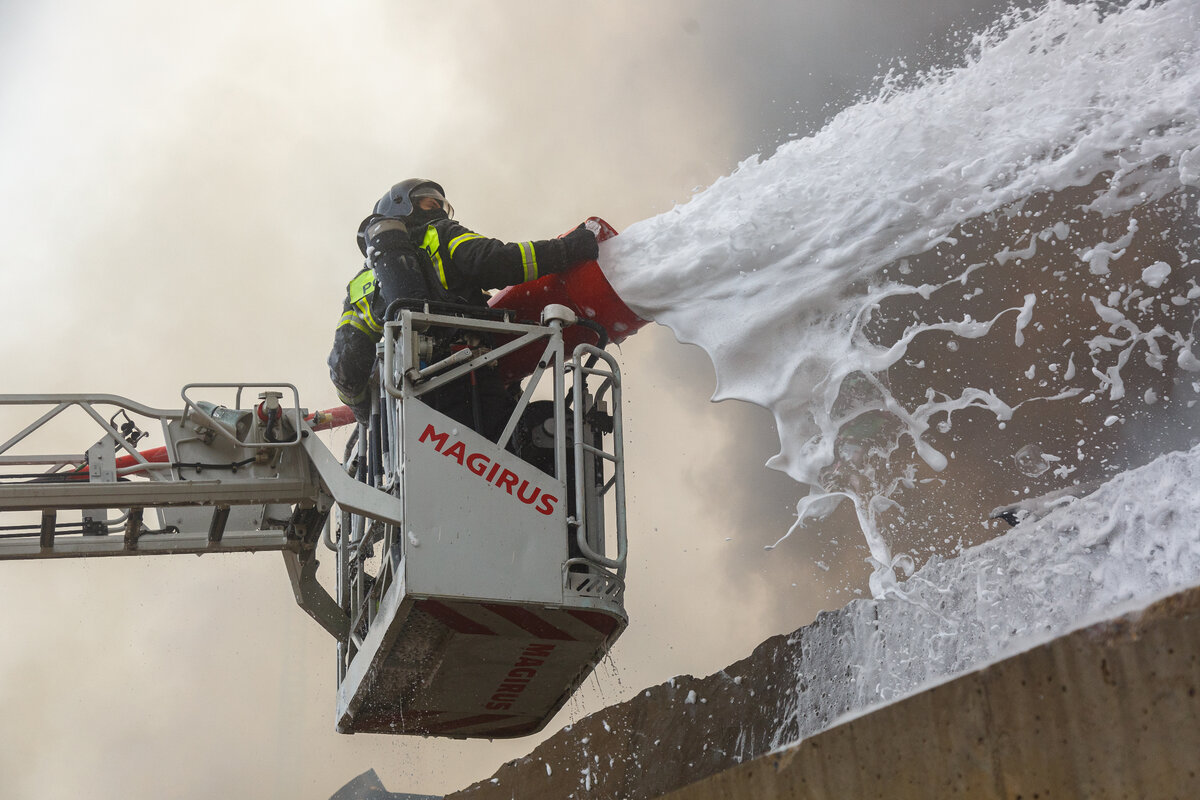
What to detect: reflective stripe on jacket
<box><xmin>336</xmin><ymin>218</ymin><xmax>576</xmax><ymax>336</ymax></box>
<box><xmin>415</xmin><ymin>219</ymin><xmax>572</xmax><ymax>301</ymax></box>
<box><xmin>336</xmin><ymin>266</ymin><xmax>384</xmax><ymax>336</ymax></box>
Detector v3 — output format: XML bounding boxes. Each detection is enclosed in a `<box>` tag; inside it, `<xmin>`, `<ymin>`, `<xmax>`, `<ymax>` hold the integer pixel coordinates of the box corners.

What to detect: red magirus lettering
<box><xmin>536</xmin><ymin>493</ymin><xmax>559</xmax><ymax>516</ymax></box>
<box><xmin>487</xmin><ymin>643</ymin><xmax>557</xmax><ymax>709</ymax></box>
<box><xmin>495</xmin><ymin>468</ymin><xmax>520</xmax><ymax>494</ymax></box>
<box><xmin>417</xmin><ymin>422</ymin><xmax>559</xmax><ymax>517</ymax></box>
<box><xmin>496</xmin><ymin>682</ymin><xmax>528</xmax><ymax>693</ymax></box>
<box><xmin>514</xmin><ymin>656</ymin><xmax>545</xmax><ymax>668</ymax></box>
<box><xmin>517</xmin><ymin>480</ymin><xmax>541</xmax><ymax>505</ymax></box>
<box><xmin>418</xmin><ymin>424</ymin><xmax>449</xmax><ymax>452</ymax></box>
<box><xmin>466</xmin><ymin>452</ymin><xmax>490</xmax><ymax>476</ymax></box>
<box><xmin>443</xmin><ymin>440</ymin><xmax>467</xmax><ymax>465</ymax></box>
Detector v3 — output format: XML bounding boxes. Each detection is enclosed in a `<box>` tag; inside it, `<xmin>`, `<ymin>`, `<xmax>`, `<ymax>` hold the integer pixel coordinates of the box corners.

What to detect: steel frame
<box><xmin>332</xmin><ymin>306</ymin><xmax>630</xmax><ymax>735</ymax></box>
<box><xmin>0</xmin><ymin>387</ymin><xmax>407</xmax><ymax>640</ymax></box>
<box><xmin>0</xmin><ymin>303</ymin><xmax>631</xmax><ymax>737</ymax></box>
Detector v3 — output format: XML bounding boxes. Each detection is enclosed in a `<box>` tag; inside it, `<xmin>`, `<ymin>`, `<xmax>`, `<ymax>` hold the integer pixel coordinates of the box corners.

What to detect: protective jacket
<box><xmin>329</xmin><ymin>217</ymin><xmax>595</xmax><ymax>419</ymax></box>
<box><xmin>337</xmin><ymin>219</ymin><xmax>584</xmax><ymax>338</ymax></box>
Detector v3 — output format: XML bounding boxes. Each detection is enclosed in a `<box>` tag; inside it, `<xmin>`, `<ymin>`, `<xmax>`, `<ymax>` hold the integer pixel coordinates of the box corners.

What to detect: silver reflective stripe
<box><xmin>518</xmin><ymin>241</ymin><xmax>538</xmax><ymax>281</ymax></box>
<box><xmin>448</xmin><ymin>232</ymin><xmax>481</xmax><ymax>256</ymax></box>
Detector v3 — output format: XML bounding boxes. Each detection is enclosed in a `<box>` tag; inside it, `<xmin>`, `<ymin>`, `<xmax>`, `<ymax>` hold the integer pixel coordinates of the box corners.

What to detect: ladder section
<box><xmin>0</xmin><ymin>386</ymin><xmax>318</xmax><ymax>560</ymax></box>
<box><xmin>567</xmin><ymin>343</ymin><xmax>628</xmax><ymax>595</ymax></box>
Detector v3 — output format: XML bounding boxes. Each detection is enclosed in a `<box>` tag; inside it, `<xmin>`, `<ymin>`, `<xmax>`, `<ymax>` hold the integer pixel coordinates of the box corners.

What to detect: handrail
<box><xmin>0</xmin><ymin>395</ymin><xmax>174</xmax><ymax>463</ymax></box>
<box><xmin>0</xmin><ymin>393</ymin><xmax>176</xmax><ymax>417</ymax></box>
<box><xmin>180</xmin><ymin>383</ymin><xmax>303</xmax><ymax>449</ymax></box>
<box><xmin>381</xmin><ymin>310</ymin><xmax>558</xmax><ymax>400</ymax></box>
<box><xmin>569</xmin><ymin>344</ymin><xmax>627</xmax><ymax>578</ymax></box>
<box><xmin>0</xmin><ymin>396</ymin><xmax>179</xmax><ymax>489</ymax></box>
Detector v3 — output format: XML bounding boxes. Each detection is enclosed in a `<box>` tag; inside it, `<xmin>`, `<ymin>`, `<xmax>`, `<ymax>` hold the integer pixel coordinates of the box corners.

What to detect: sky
<box><xmin>0</xmin><ymin>1</ymin><xmax>1030</xmax><ymax>797</ymax></box>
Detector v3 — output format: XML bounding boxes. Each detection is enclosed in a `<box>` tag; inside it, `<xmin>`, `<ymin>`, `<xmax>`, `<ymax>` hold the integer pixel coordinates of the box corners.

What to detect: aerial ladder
<box><xmin>0</xmin><ymin>219</ymin><xmax>645</xmax><ymax>739</ymax></box>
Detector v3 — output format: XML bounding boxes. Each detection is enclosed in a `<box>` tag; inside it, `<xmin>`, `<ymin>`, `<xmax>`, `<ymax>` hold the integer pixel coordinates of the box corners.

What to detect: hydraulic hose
<box><xmin>576</xmin><ymin>317</ymin><xmax>609</xmax><ymax>350</ymax></box>
<box><xmin>576</xmin><ymin>318</ymin><xmax>609</xmax><ymax>369</ymax></box>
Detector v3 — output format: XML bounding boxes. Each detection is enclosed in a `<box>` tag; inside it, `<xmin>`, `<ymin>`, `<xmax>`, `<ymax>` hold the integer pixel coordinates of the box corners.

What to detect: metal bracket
<box><xmin>283</xmin><ymin>548</ymin><xmax>350</xmax><ymax>639</ymax></box>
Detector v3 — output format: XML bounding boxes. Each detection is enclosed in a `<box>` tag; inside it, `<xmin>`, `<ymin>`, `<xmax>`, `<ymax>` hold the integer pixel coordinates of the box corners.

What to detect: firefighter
<box><xmin>328</xmin><ymin>178</ymin><xmax>600</xmax><ymax>428</ymax></box>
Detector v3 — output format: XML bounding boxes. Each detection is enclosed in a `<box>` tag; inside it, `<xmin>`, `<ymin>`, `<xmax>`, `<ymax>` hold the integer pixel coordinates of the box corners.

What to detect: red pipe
<box><xmin>307</xmin><ymin>405</ymin><xmax>358</xmax><ymax>432</ymax></box>
<box><xmin>113</xmin><ymin>446</ymin><xmax>170</xmax><ymax>470</ymax></box>
<box><xmin>63</xmin><ymin>445</ymin><xmax>171</xmax><ymax>479</ymax></box>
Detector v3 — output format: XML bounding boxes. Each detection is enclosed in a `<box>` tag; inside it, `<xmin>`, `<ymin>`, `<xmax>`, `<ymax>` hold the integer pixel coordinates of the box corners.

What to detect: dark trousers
<box><xmin>327</xmin><ymin>326</ymin><xmax>377</xmax><ymax>422</ymax></box>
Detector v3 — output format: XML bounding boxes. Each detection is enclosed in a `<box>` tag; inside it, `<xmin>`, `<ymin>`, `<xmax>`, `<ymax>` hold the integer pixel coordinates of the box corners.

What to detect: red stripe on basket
<box><xmin>417</xmin><ymin>599</ymin><xmax>498</xmax><ymax>636</ymax></box>
<box><xmin>567</xmin><ymin>609</ymin><xmax>621</xmax><ymax>638</ymax></box>
<box><xmin>481</xmin><ymin>603</ymin><xmax>576</xmax><ymax>641</ymax></box>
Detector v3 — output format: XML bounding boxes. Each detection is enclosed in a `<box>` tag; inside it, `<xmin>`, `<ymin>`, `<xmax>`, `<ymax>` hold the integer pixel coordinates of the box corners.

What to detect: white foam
<box><xmin>602</xmin><ymin>0</ymin><xmax>1200</xmax><ymax>593</ymax></box>
<box><xmin>769</xmin><ymin>441</ymin><xmax>1200</xmax><ymax>748</ymax></box>
<box><xmin>1142</xmin><ymin>261</ymin><xmax>1173</xmax><ymax>288</ymax></box>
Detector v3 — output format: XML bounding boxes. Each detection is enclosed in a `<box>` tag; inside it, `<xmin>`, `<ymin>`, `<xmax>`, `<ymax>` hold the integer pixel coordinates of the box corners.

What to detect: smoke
<box><xmin>0</xmin><ymin>1</ymin><xmax>1069</xmax><ymax>798</ymax></box>
<box><xmin>672</xmin><ymin>0</ymin><xmax>1036</xmax><ymax>153</ymax></box>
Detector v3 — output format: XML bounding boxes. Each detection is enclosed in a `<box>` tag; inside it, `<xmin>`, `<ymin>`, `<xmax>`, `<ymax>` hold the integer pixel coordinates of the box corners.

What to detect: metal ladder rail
<box><xmin>0</xmin><ymin>393</ymin><xmax>301</xmax><ymax>559</ymax></box>
<box><xmin>568</xmin><ymin>344</ymin><xmax>628</xmax><ymax>580</ymax></box>
<box><xmin>0</xmin><ymin>389</ymin><xmax>412</xmax><ymax>645</ymax></box>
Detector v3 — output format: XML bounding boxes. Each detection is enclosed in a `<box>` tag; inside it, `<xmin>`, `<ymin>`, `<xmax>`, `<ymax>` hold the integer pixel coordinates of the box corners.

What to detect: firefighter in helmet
<box><xmin>328</xmin><ymin>178</ymin><xmax>599</xmax><ymax>428</ymax></box>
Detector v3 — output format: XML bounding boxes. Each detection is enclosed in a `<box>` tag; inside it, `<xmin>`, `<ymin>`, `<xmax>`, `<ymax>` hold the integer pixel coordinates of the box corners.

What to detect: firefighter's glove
<box><xmin>365</xmin><ymin>218</ymin><xmax>409</xmax><ymax>252</ymax></box>
<box><xmin>561</xmin><ymin>224</ymin><xmax>599</xmax><ymax>265</ymax></box>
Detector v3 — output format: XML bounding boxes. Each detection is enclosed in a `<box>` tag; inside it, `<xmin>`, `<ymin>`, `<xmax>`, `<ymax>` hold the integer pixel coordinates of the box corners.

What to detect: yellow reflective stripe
<box><xmin>340</xmin><ymin>268</ymin><xmax>381</xmax><ymax>336</ymax></box>
<box><xmin>448</xmin><ymin>232</ymin><xmax>481</xmax><ymax>256</ymax></box>
<box><xmin>338</xmin><ymin>311</ymin><xmax>376</xmax><ymax>337</ymax></box>
<box><xmin>347</xmin><ymin>270</ymin><xmax>376</xmax><ymax>304</ymax></box>
<box><xmin>336</xmin><ymin>386</ymin><xmax>369</xmax><ymax>405</ymax></box>
<box><xmin>518</xmin><ymin>241</ymin><xmax>538</xmax><ymax>281</ymax></box>
<box><xmin>357</xmin><ymin>299</ymin><xmax>383</xmax><ymax>333</ymax></box>
<box><xmin>421</xmin><ymin>227</ymin><xmax>450</xmax><ymax>289</ymax></box>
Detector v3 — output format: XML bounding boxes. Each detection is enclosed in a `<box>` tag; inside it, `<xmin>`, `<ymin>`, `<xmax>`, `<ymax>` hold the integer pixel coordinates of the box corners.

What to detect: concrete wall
<box><xmin>662</xmin><ymin>587</ymin><xmax>1200</xmax><ymax>799</ymax></box>
<box><xmin>448</xmin><ymin>587</ymin><xmax>1200</xmax><ymax>800</ymax></box>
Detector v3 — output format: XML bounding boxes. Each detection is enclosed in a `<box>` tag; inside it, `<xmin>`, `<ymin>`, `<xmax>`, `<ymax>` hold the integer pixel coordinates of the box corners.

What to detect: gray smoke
<box><xmin>0</xmin><ymin>2</ymin><xmax>1047</xmax><ymax>798</ymax></box>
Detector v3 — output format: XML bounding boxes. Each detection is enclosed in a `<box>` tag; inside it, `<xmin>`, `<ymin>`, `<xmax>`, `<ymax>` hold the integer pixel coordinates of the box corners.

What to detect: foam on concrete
<box><xmin>447</xmin><ymin>443</ymin><xmax>1200</xmax><ymax>799</ymax></box>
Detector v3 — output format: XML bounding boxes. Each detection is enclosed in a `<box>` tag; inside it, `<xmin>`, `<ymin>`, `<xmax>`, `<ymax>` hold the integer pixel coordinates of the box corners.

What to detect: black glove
<box><xmin>561</xmin><ymin>224</ymin><xmax>599</xmax><ymax>265</ymax></box>
<box><xmin>365</xmin><ymin>217</ymin><xmax>409</xmax><ymax>251</ymax></box>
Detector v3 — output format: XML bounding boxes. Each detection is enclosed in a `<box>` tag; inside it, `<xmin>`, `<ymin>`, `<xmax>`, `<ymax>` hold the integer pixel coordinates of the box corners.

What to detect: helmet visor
<box><xmin>410</xmin><ymin>185</ymin><xmax>454</xmax><ymax>219</ymax></box>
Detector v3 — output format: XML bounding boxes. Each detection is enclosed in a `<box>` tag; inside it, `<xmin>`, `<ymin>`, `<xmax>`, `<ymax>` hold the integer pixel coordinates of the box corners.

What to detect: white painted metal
<box><xmin>400</xmin><ymin>401</ymin><xmax>567</xmax><ymax>604</ymax></box>
<box><xmin>0</xmin><ymin>390</ymin><xmax>320</xmax><ymax>554</ymax></box>
<box><xmin>569</xmin><ymin>344</ymin><xmax>627</xmax><ymax>577</ymax></box>
<box><xmin>334</xmin><ymin>306</ymin><xmax>629</xmax><ymax>737</ymax></box>
<box><xmin>0</xmin><ymin>388</ymin><xmax>400</xmax><ymax>637</ymax></box>
<box><xmin>0</xmin><ymin>304</ymin><xmax>631</xmax><ymax>739</ymax></box>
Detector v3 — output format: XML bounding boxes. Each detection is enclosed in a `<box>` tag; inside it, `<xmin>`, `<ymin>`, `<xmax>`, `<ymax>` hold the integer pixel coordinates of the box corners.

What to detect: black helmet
<box><xmin>374</xmin><ymin>178</ymin><xmax>452</xmax><ymax>220</ymax></box>
<box><xmin>358</xmin><ymin>179</ymin><xmax>453</xmax><ymax>255</ymax></box>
